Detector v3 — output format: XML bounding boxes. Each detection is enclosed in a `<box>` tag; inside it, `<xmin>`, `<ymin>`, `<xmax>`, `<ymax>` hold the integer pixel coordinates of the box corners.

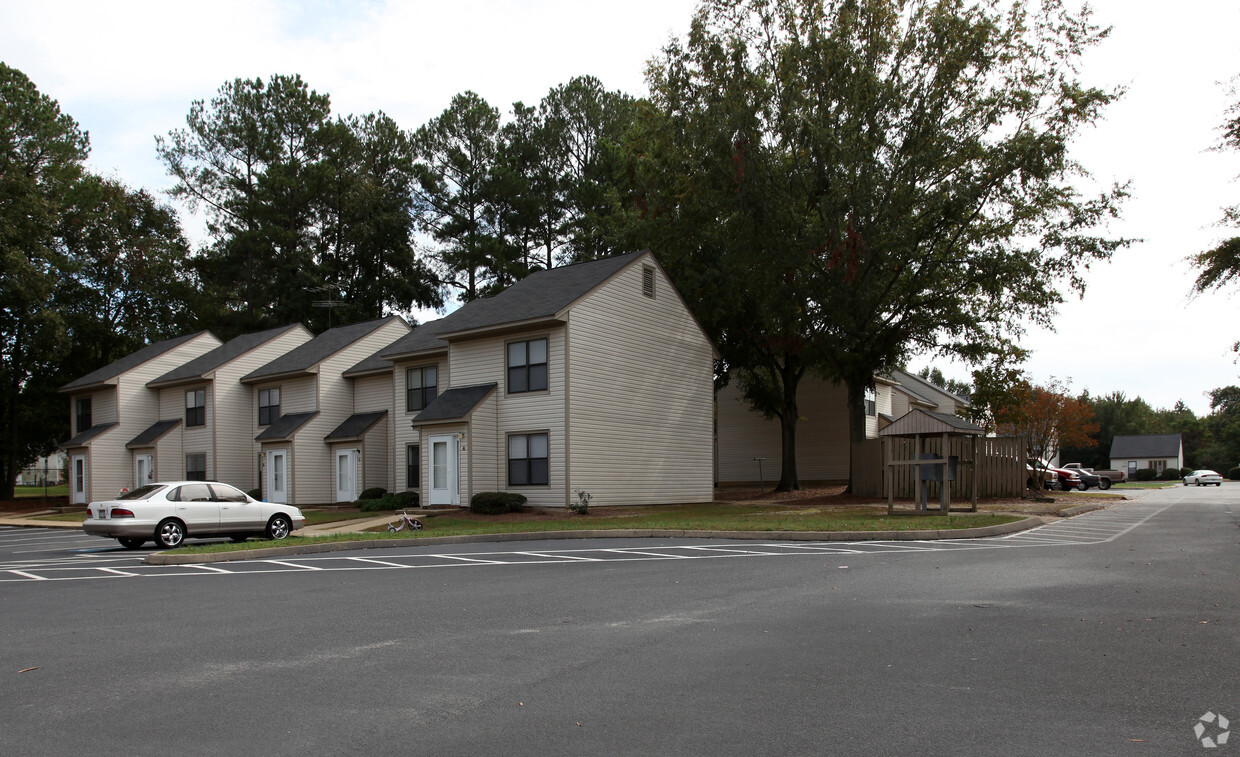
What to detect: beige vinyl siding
<box><xmin>450</xmin><ymin>329</ymin><xmax>566</xmax><ymax>508</ymax></box>
<box><xmin>181</xmin><ymin>384</ymin><xmax>212</xmax><ymax>478</ymax></box>
<box><xmin>153</xmin><ymin>432</ymin><xmax>183</xmax><ymax>482</ymax></box>
<box><xmin>82</xmin><ymin>333</ymin><xmax>220</xmax><ymax>499</ymax></box>
<box><xmin>212</xmin><ymin>326</ymin><xmax>312</xmax><ymax>491</ymax></box>
<box><xmin>362</xmin><ymin>416</ymin><xmax>389</xmax><ymax>492</ymax></box>
<box><xmin>286</xmin><ymin>318</ymin><xmax>410</xmax><ymax>505</ymax></box>
<box><xmin>464</xmin><ymin>392</ymin><xmax>499</xmax><ymax>498</ymax></box>
<box><xmin>278</xmin><ymin>376</ymin><xmax>318</xmax><ymax>415</ymax></box>
<box><xmin>393</xmin><ymin>356</ymin><xmax>446</xmax><ymax>493</ymax></box>
<box><xmin>352</xmin><ymin>374</ymin><xmax>391</xmax><ymax>412</ymax></box>
<box><xmin>566</xmin><ymin>257</ymin><xmax>714</xmax><ymax>505</ymax></box>
<box><xmin>715</xmin><ymin>375</ymin><xmax>851</xmax><ymax>483</ymax></box>
<box><xmin>86</xmin><ymin>388</ymin><xmax>118</xmax><ymax>427</ymax></box>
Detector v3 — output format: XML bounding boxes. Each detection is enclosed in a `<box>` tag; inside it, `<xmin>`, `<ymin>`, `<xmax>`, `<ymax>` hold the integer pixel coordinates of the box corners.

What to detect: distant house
<box><xmin>1109</xmin><ymin>434</ymin><xmax>1184</xmax><ymax>477</ymax></box>
<box><xmin>16</xmin><ymin>451</ymin><xmax>66</xmax><ymax>486</ymax></box>
<box><xmin>885</xmin><ymin>368</ymin><xmax>971</xmax><ymax>423</ymax></box>
<box><xmin>60</xmin><ymin>332</ymin><xmax>222</xmax><ymax>503</ymax></box>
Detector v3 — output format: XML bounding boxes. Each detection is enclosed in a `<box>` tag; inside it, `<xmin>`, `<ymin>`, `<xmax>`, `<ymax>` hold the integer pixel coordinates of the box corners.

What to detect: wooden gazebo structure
<box><xmin>878</xmin><ymin>409</ymin><xmax>986</xmax><ymax>515</ymax></box>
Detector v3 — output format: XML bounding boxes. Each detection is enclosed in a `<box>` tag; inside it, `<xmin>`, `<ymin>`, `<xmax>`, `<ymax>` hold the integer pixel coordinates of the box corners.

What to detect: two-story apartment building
<box><xmin>141</xmin><ymin>324</ymin><xmax>314</xmax><ymax>491</ymax></box>
<box><xmin>60</xmin><ymin>332</ymin><xmax>222</xmax><ymax>503</ymax></box>
<box><xmin>240</xmin><ymin>316</ymin><xmax>411</xmax><ymax>505</ymax></box>
<box><xmin>360</xmin><ymin>250</ymin><xmax>717</xmax><ymax>508</ymax></box>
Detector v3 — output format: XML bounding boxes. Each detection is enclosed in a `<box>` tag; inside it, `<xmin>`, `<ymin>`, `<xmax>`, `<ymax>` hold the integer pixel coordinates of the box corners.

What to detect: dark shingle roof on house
<box><xmin>893</xmin><ymin>382</ymin><xmax>937</xmax><ymax>407</ymax></box>
<box><xmin>62</xmin><ymin>423</ymin><xmax>117</xmax><ymax>447</ymax></box>
<box><xmin>412</xmin><ymin>383</ymin><xmax>497</xmax><ymax>423</ymax></box>
<box><xmin>127</xmin><ymin>419</ymin><xmax>182</xmax><ymax>448</ymax></box>
<box><xmin>380</xmin><ymin>252</ymin><xmax>647</xmax><ymax>361</ymax></box>
<box><xmin>325</xmin><ymin>411</ymin><xmax>387</xmax><ymax>441</ymax></box>
<box><xmin>149</xmin><ymin>325</ymin><xmax>304</xmax><ymax>388</ymax></box>
<box><xmin>1110</xmin><ymin>433</ymin><xmax>1182</xmax><ymax>458</ymax></box>
<box><xmin>242</xmin><ymin>317</ymin><xmax>405</xmax><ymax>383</ymax></box>
<box><xmin>60</xmin><ymin>332</ymin><xmax>212</xmax><ymax>392</ymax></box>
<box><xmin>255</xmin><ymin>412</ymin><xmax>318</xmax><ymax>441</ymax></box>
<box><xmin>889</xmin><ymin>368</ymin><xmax>971</xmax><ymax>409</ymax></box>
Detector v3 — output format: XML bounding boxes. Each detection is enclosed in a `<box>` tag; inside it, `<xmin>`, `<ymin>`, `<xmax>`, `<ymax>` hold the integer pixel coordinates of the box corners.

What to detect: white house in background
<box><xmin>16</xmin><ymin>451</ymin><xmax>66</xmax><ymax>486</ymax></box>
<box><xmin>360</xmin><ymin>250</ymin><xmax>716</xmax><ymax>508</ymax></box>
<box><xmin>142</xmin><ymin>324</ymin><xmax>314</xmax><ymax>492</ymax></box>
<box><xmin>60</xmin><ymin>332</ymin><xmax>222</xmax><ymax>504</ymax></box>
<box><xmin>240</xmin><ymin>316</ymin><xmax>411</xmax><ymax>506</ymax></box>
<box><xmin>1109</xmin><ymin>433</ymin><xmax>1184</xmax><ymax>478</ymax></box>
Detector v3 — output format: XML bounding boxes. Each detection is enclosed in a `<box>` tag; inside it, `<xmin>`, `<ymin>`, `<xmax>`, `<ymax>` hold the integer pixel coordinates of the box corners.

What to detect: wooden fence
<box><xmin>850</xmin><ymin>436</ymin><xmax>1025</xmax><ymax>500</ymax></box>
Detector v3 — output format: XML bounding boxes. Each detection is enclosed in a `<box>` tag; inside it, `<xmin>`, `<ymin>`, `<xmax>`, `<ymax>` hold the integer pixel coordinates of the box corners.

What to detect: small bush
<box><xmin>1134</xmin><ymin>468</ymin><xmax>1158</xmax><ymax>481</ymax></box>
<box><xmin>569</xmin><ymin>489</ymin><xmax>591</xmax><ymax>514</ymax></box>
<box><xmin>470</xmin><ymin>491</ymin><xmax>527</xmax><ymax>515</ymax></box>
<box><xmin>356</xmin><ymin>491</ymin><xmax>421</xmax><ymax>512</ymax></box>
<box><xmin>1227</xmin><ymin>468</ymin><xmax>1240</xmax><ymax>481</ymax></box>
<box><xmin>359</xmin><ymin>487</ymin><xmax>387</xmax><ymax>500</ymax></box>
<box><xmin>357</xmin><ymin>497</ymin><xmax>391</xmax><ymax>512</ymax></box>
<box><xmin>393</xmin><ymin>490</ymin><xmax>419</xmax><ymax>509</ymax></box>
<box><xmin>1159</xmin><ymin>467</ymin><xmax>1182</xmax><ymax>481</ymax></box>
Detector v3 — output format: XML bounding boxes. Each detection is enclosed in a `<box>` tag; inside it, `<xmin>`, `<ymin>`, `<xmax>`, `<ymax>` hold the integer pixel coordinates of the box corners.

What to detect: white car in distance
<box><xmin>1183</xmin><ymin>470</ymin><xmax>1223</xmax><ymax>487</ymax></box>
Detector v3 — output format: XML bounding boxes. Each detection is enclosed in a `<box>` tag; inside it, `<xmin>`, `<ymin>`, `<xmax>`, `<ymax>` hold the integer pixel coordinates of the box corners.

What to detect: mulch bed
<box><xmin>0</xmin><ymin>497</ymin><xmax>67</xmax><ymax>515</ymax></box>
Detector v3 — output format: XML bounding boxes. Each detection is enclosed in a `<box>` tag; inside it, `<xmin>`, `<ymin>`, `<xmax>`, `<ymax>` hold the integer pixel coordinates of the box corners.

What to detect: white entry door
<box><xmin>335</xmin><ymin>449</ymin><xmax>358</xmax><ymax>503</ymax></box>
<box><xmin>428</xmin><ymin>434</ymin><xmax>459</xmax><ymax>506</ymax></box>
<box><xmin>133</xmin><ymin>453</ymin><xmax>154</xmax><ymax>490</ymax></box>
<box><xmin>266</xmin><ymin>450</ymin><xmax>288</xmax><ymax>503</ymax></box>
<box><xmin>71</xmin><ymin>454</ymin><xmax>87</xmax><ymax>504</ymax></box>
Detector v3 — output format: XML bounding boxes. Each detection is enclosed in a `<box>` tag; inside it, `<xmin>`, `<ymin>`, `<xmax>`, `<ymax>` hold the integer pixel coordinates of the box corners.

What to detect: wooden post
<box><xmin>885</xmin><ymin>438</ymin><xmax>894</xmax><ymax>515</ymax></box>
<box><xmin>939</xmin><ymin>432</ymin><xmax>950</xmax><ymax>513</ymax></box>
<box><xmin>970</xmin><ymin>435</ymin><xmax>979</xmax><ymax>511</ymax></box>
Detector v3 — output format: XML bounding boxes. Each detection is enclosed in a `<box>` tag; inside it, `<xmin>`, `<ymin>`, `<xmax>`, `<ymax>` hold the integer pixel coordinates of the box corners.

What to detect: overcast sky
<box><xmin>4</xmin><ymin>0</ymin><xmax>1239</xmax><ymax>415</ymax></box>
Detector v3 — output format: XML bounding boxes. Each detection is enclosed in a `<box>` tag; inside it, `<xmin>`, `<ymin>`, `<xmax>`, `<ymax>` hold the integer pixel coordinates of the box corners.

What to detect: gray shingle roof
<box><xmin>380</xmin><ymin>252</ymin><xmax>647</xmax><ymax>360</ymax></box>
<box><xmin>127</xmin><ymin>419</ymin><xmax>182</xmax><ymax>448</ymax></box>
<box><xmin>325</xmin><ymin>411</ymin><xmax>388</xmax><ymax>441</ymax></box>
<box><xmin>255</xmin><ymin>412</ymin><xmax>318</xmax><ymax>441</ymax></box>
<box><xmin>412</xmin><ymin>383</ymin><xmax>497</xmax><ymax>423</ymax></box>
<box><xmin>149</xmin><ymin>325</ymin><xmax>305</xmax><ymax>388</ymax></box>
<box><xmin>62</xmin><ymin>423</ymin><xmax>117</xmax><ymax>447</ymax></box>
<box><xmin>893</xmin><ymin>382</ymin><xmax>936</xmax><ymax>407</ymax></box>
<box><xmin>889</xmin><ymin>368</ymin><xmax>971</xmax><ymax>409</ymax></box>
<box><xmin>1110</xmin><ymin>434</ymin><xmax>1182</xmax><ymax>459</ymax></box>
<box><xmin>60</xmin><ymin>332</ymin><xmax>213</xmax><ymax>392</ymax></box>
<box><xmin>242</xmin><ymin>316</ymin><xmax>405</xmax><ymax>383</ymax></box>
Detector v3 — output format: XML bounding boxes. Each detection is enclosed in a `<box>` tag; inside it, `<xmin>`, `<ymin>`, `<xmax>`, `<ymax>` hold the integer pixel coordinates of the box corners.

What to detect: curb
<box><xmin>143</xmin><ymin>514</ymin><xmax>1045</xmax><ymax>565</ymax></box>
<box><xmin>1058</xmin><ymin>503</ymin><xmax>1106</xmax><ymax>517</ymax></box>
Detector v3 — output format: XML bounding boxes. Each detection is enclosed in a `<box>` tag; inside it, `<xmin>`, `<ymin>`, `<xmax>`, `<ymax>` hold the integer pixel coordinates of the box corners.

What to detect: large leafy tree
<box><xmin>993</xmin><ymin>377</ymin><xmax>1099</xmax><ymax>489</ymax></box>
<box><xmin>0</xmin><ymin>63</ymin><xmax>88</xmax><ymax>498</ymax></box>
<box><xmin>625</xmin><ymin>0</ymin><xmax>1129</xmax><ymax>490</ymax></box>
<box><xmin>159</xmin><ymin>75</ymin><xmax>438</xmax><ymax>335</ymax></box>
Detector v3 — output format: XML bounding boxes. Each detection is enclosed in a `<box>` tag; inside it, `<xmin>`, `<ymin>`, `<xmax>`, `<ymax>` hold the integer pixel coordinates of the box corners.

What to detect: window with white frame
<box><xmin>507</xmin><ymin>338</ymin><xmax>548</xmax><ymax>394</ymax></box>
<box><xmin>508</xmin><ymin>432</ymin><xmax>549</xmax><ymax>486</ymax></box>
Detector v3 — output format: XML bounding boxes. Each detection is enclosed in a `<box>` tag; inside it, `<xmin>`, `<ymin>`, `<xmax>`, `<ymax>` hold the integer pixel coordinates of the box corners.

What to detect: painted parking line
<box><xmin>0</xmin><ymin>499</ymin><xmax>1181</xmax><ymax>583</ymax></box>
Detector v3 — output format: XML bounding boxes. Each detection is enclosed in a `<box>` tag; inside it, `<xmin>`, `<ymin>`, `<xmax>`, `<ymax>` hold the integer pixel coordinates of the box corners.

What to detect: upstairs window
<box><xmin>75</xmin><ymin>397</ymin><xmax>92</xmax><ymax>433</ymax></box>
<box><xmin>864</xmin><ymin>385</ymin><xmax>877</xmax><ymax>417</ymax></box>
<box><xmin>258</xmin><ymin>387</ymin><xmax>280</xmax><ymax>426</ymax></box>
<box><xmin>406</xmin><ymin>366</ymin><xmax>438</xmax><ymax>412</ymax></box>
<box><xmin>507</xmin><ymin>338</ymin><xmax>548</xmax><ymax>394</ymax></box>
<box><xmin>185</xmin><ymin>389</ymin><xmax>206</xmax><ymax>427</ymax></box>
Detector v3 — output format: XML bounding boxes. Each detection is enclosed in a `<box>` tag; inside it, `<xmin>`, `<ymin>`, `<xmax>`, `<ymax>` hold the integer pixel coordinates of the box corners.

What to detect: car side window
<box><xmin>180</xmin><ymin>483</ymin><xmax>212</xmax><ymax>501</ymax></box>
<box><xmin>209</xmin><ymin>484</ymin><xmax>248</xmax><ymax>502</ymax></box>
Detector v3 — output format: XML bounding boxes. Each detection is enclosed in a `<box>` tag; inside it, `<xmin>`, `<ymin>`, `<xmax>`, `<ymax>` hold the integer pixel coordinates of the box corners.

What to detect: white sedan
<box><xmin>1183</xmin><ymin>470</ymin><xmax>1223</xmax><ymax>487</ymax></box>
<box><xmin>82</xmin><ymin>481</ymin><xmax>305</xmax><ymax>549</ymax></box>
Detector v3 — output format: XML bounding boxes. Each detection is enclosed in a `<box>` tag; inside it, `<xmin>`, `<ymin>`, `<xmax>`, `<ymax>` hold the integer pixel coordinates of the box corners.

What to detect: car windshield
<box><xmin>117</xmin><ymin>484</ymin><xmax>166</xmax><ymax>500</ymax></box>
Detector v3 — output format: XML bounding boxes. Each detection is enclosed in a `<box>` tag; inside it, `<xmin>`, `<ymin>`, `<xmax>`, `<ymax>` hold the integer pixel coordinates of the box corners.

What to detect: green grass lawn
<box><xmin>1110</xmin><ymin>481</ymin><xmax>1179</xmax><ymax>489</ymax></box>
<box><xmin>165</xmin><ymin>504</ymin><xmax>1023</xmax><ymax>555</ymax></box>
<box><xmin>14</xmin><ymin>485</ymin><xmax>68</xmax><ymax>498</ymax></box>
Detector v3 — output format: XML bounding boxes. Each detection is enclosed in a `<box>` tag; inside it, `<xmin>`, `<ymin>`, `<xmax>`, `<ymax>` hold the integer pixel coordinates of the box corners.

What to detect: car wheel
<box><xmin>1077</xmin><ymin>481</ymin><xmax>1088</xmax><ymax>491</ymax></box>
<box><xmin>1099</xmin><ymin>478</ymin><xmax>1111</xmax><ymax>490</ymax></box>
<box><xmin>154</xmin><ymin>519</ymin><xmax>185</xmax><ymax>549</ymax></box>
<box><xmin>266</xmin><ymin>514</ymin><xmax>292</xmax><ymax>540</ymax></box>
<box><xmin>118</xmin><ymin>537</ymin><xmax>145</xmax><ymax>549</ymax></box>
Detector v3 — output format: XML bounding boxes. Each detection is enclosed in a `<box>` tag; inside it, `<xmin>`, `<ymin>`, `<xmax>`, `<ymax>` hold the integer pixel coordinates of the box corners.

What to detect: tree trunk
<box><xmin>775</xmin><ymin>358</ymin><xmax>804</xmax><ymax>492</ymax></box>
